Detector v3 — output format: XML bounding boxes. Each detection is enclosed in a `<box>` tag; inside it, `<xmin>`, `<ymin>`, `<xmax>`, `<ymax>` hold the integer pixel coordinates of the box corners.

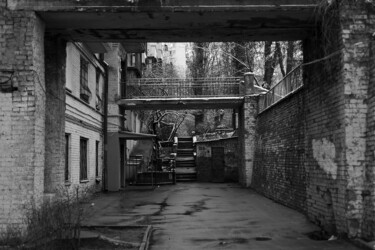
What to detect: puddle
<box><xmin>255</xmin><ymin>236</ymin><xmax>272</xmax><ymax>241</ymax></box>
<box><xmin>183</xmin><ymin>199</ymin><xmax>209</xmax><ymax>216</ymax></box>
<box><xmin>305</xmin><ymin>231</ymin><xmax>330</xmax><ymax>241</ymax></box>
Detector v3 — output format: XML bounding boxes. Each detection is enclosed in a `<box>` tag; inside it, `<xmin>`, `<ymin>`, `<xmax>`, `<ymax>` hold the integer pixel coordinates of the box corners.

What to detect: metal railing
<box><xmin>259</xmin><ymin>64</ymin><xmax>303</xmax><ymax>112</ymax></box>
<box><xmin>124</xmin><ymin>77</ymin><xmax>241</xmax><ymax>99</ymax></box>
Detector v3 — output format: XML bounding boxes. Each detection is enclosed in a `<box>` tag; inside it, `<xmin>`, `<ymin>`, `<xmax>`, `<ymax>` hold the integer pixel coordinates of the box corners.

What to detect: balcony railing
<box><xmin>124</xmin><ymin>77</ymin><xmax>241</xmax><ymax>99</ymax></box>
<box><xmin>259</xmin><ymin>64</ymin><xmax>303</xmax><ymax>112</ymax></box>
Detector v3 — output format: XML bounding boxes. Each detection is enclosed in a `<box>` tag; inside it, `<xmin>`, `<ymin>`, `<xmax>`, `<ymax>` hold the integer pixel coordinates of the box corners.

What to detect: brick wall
<box><xmin>251</xmin><ymin>3</ymin><xmax>375</xmax><ymax>238</ymax></box>
<box><xmin>0</xmin><ymin>6</ymin><xmax>46</xmax><ymax>228</ymax></box>
<box><xmin>363</xmin><ymin>39</ymin><xmax>375</xmax><ymax>240</ymax></box>
<box><xmin>252</xmin><ymin>89</ymin><xmax>306</xmax><ymax>212</ymax></box>
<box><xmin>342</xmin><ymin>4</ymin><xmax>375</xmax><ymax>240</ymax></box>
<box><xmin>238</xmin><ymin>96</ymin><xmax>258</xmax><ymax>187</ymax></box>
<box><xmin>196</xmin><ymin>137</ymin><xmax>239</xmax><ymax>182</ymax></box>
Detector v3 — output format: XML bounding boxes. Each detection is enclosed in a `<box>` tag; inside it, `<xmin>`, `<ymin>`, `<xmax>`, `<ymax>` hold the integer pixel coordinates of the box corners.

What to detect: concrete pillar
<box><xmin>0</xmin><ymin>7</ymin><xmax>46</xmax><ymax>227</ymax></box>
<box><xmin>44</xmin><ymin>35</ymin><xmax>66</xmax><ymax>193</ymax></box>
<box><xmin>238</xmin><ymin>95</ymin><xmax>258</xmax><ymax>187</ymax></box>
<box><xmin>104</xmin><ymin>45</ymin><xmax>124</xmax><ymax>191</ymax></box>
<box><xmin>243</xmin><ymin>72</ymin><xmax>255</xmax><ymax>95</ymax></box>
<box><xmin>107</xmin><ymin>133</ymin><xmax>121</xmax><ymax>191</ymax></box>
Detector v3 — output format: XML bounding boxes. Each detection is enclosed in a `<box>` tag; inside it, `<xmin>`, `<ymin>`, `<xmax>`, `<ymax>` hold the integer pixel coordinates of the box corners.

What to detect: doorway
<box><xmin>211</xmin><ymin>147</ymin><xmax>225</xmax><ymax>183</ymax></box>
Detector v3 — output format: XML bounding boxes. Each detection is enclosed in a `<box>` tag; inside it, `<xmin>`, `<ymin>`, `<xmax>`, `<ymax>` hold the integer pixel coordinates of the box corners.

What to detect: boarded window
<box><xmin>80</xmin><ymin>137</ymin><xmax>88</xmax><ymax>181</ymax></box>
<box><xmin>65</xmin><ymin>134</ymin><xmax>70</xmax><ymax>182</ymax></box>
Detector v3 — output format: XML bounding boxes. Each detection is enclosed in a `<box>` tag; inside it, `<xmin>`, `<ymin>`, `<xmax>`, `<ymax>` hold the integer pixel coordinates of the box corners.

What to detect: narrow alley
<box><xmin>85</xmin><ymin>183</ymin><xmax>360</xmax><ymax>250</ymax></box>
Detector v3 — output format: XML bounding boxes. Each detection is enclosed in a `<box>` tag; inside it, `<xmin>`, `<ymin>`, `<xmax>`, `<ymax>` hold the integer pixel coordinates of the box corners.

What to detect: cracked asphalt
<box><xmin>85</xmin><ymin>183</ymin><xmax>361</xmax><ymax>250</ymax></box>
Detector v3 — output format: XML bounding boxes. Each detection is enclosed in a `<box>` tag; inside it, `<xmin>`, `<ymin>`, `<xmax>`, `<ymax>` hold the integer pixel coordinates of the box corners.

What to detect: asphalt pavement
<box><xmin>84</xmin><ymin>183</ymin><xmax>362</xmax><ymax>250</ymax></box>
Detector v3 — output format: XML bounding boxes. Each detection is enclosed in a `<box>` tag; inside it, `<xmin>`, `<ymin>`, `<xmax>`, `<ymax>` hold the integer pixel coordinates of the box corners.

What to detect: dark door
<box><xmin>120</xmin><ymin>143</ymin><xmax>125</xmax><ymax>188</ymax></box>
<box><xmin>211</xmin><ymin>147</ymin><xmax>225</xmax><ymax>182</ymax></box>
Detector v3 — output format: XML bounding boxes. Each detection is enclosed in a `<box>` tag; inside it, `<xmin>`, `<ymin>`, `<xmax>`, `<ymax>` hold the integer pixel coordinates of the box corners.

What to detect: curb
<box><xmin>139</xmin><ymin>225</ymin><xmax>153</xmax><ymax>250</ymax></box>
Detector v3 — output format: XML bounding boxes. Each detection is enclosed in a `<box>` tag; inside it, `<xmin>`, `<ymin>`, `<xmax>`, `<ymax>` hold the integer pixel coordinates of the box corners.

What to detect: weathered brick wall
<box><xmin>238</xmin><ymin>95</ymin><xmax>258</xmax><ymax>187</ymax></box>
<box><xmin>305</xmin><ymin>3</ymin><xmax>372</xmax><ymax>238</ymax></box>
<box><xmin>252</xmin><ymin>2</ymin><xmax>375</xmax><ymax>238</ymax></box>
<box><xmin>252</xmin><ymin>90</ymin><xmax>306</xmax><ymax>212</ymax></box>
<box><xmin>196</xmin><ymin>137</ymin><xmax>239</xmax><ymax>182</ymax></box>
<box><xmin>0</xmin><ymin>5</ymin><xmax>46</xmax><ymax>228</ymax></box>
<box><xmin>344</xmin><ymin>4</ymin><xmax>375</xmax><ymax>240</ymax></box>
<box><xmin>303</xmin><ymin>20</ymin><xmax>347</xmax><ymax>235</ymax></box>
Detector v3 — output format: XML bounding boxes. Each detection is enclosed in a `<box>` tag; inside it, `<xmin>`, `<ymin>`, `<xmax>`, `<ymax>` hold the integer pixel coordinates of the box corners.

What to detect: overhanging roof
<box><xmin>118</xmin><ymin>131</ymin><xmax>156</xmax><ymax>140</ymax></box>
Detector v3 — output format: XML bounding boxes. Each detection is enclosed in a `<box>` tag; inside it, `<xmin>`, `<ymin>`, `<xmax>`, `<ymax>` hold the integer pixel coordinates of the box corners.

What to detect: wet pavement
<box><xmin>84</xmin><ymin>183</ymin><xmax>361</xmax><ymax>250</ymax></box>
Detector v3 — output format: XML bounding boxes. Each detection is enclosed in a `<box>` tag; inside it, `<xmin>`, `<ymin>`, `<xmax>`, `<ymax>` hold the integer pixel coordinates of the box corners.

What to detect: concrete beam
<box><xmin>8</xmin><ymin>0</ymin><xmax>318</xmax><ymax>11</ymax></box>
<box><xmin>10</xmin><ymin>0</ymin><xmax>316</xmax><ymax>42</ymax></box>
<box><xmin>117</xmin><ymin>97</ymin><xmax>245</xmax><ymax>110</ymax></box>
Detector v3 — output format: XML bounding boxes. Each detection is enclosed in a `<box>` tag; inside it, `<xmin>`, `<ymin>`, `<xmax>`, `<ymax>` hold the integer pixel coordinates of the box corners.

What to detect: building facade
<box><xmin>64</xmin><ymin>42</ymin><xmax>105</xmax><ymax>191</ymax></box>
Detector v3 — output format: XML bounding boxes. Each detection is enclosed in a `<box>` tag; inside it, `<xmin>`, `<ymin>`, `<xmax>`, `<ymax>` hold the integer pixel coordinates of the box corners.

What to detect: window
<box><xmin>80</xmin><ymin>137</ymin><xmax>88</xmax><ymax>181</ymax></box>
<box><xmin>65</xmin><ymin>134</ymin><xmax>70</xmax><ymax>182</ymax></box>
<box><xmin>95</xmin><ymin>68</ymin><xmax>102</xmax><ymax>110</ymax></box>
<box><xmin>95</xmin><ymin>141</ymin><xmax>100</xmax><ymax>177</ymax></box>
<box><xmin>80</xmin><ymin>57</ymin><xmax>91</xmax><ymax>103</ymax></box>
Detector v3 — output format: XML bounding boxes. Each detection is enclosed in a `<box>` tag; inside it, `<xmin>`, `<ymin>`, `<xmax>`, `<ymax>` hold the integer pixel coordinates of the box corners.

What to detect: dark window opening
<box><xmin>65</xmin><ymin>134</ymin><xmax>70</xmax><ymax>182</ymax></box>
<box><xmin>96</xmin><ymin>141</ymin><xmax>100</xmax><ymax>177</ymax></box>
<box><xmin>80</xmin><ymin>137</ymin><xmax>88</xmax><ymax>181</ymax></box>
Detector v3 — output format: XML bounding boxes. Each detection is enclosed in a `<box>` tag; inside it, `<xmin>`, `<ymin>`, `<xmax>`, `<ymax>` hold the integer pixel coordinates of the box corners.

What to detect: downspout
<box><xmin>102</xmin><ymin>61</ymin><xmax>109</xmax><ymax>191</ymax></box>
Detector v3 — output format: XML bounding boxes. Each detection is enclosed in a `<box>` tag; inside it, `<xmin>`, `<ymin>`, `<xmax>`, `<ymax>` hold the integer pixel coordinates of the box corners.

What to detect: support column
<box><xmin>238</xmin><ymin>95</ymin><xmax>258</xmax><ymax>187</ymax></box>
<box><xmin>107</xmin><ymin>133</ymin><xmax>121</xmax><ymax>191</ymax></box>
<box><xmin>340</xmin><ymin>3</ymin><xmax>372</xmax><ymax>239</ymax></box>
<box><xmin>0</xmin><ymin>6</ymin><xmax>46</xmax><ymax>227</ymax></box>
<box><xmin>44</xmin><ymin>35</ymin><xmax>66</xmax><ymax>194</ymax></box>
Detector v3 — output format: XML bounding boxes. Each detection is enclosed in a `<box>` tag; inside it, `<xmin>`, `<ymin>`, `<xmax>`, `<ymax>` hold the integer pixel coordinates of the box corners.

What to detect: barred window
<box><xmin>80</xmin><ymin>137</ymin><xmax>88</xmax><ymax>181</ymax></box>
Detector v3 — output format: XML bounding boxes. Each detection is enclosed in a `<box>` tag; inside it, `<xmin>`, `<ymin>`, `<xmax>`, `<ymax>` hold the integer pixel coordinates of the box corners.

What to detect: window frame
<box><xmin>80</xmin><ymin>137</ymin><xmax>89</xmax><ymax>181</ymax></box>
<box><xmin>65</xmin><ymin>133</ymin><xmax>70</xmax><ymax>183</ymax></box>
<box><xmin>95</xmin><ymin>140</ymin><xmax>100</xmax><ymax>178</ymax></box>
<box><xmin>80</xmin><ymin>56</ymin><xmax>91</xmax><ymax>103</ymax></box>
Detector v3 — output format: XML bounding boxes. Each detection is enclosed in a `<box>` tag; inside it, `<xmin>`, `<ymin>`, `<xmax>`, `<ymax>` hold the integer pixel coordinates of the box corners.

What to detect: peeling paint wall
<box><xmin>312</xmin><ymin>138</ymin><xmax>338</xmax><ymax>180</ymax></box>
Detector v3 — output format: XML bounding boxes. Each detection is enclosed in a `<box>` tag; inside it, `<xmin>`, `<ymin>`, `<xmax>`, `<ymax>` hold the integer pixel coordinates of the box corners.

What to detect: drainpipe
<box><xmin>102</xmin><ymin>61</ymin><xmax>109</xmax><ymax>191</ymax></box>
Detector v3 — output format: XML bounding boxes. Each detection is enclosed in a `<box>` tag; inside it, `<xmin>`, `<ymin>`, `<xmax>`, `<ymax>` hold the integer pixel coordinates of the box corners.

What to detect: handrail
<box><xmin>124</xmin><ymin>77</ymin><xmax>241</xmax><ymax>99</ymax></box>
<box><xmin>259</xmin><ymin>64</ymin><xmax>303</xmax><ymax>112</ymax></box>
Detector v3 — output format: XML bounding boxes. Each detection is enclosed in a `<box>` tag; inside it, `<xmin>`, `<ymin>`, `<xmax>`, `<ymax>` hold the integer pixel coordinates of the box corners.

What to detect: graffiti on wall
<box><xmin>312</xmin><ymin>138</ymin><xmax>338</xmax><ymax>180</ymax></box>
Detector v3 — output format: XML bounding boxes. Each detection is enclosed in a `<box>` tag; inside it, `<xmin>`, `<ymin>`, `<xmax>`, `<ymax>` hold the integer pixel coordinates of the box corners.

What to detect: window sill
<box><xmin>80</xmin><ymin>179</ymin><xmax>89</xmax><ymax>183</ymax></box>
<box><xmin>65</xmin><ymin>181</ymin><xmax>71</xmax><ymax>186</ymax></box>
